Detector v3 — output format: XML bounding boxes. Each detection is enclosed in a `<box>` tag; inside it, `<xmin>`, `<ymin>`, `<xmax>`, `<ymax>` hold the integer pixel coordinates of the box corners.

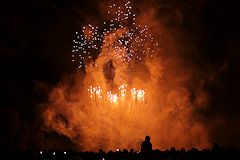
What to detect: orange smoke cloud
<box><xmin>42</xmin><ymin>0</ymin><xmax>210</xmax><ymax>151</ymax></box>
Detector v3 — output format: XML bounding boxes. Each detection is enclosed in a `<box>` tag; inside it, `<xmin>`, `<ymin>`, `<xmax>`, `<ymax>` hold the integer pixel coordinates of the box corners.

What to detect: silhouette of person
<box><xmin>141</xmin><ymin>136</ymin><xmax>152</xmax><ymax>153</ymax></box>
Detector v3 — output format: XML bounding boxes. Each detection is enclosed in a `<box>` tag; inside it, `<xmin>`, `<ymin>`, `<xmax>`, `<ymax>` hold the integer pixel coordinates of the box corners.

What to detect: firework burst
<box><xmin>71</xmin><ymin>1</ymin><xmax>159</xmax><ymax>69</ymax></box>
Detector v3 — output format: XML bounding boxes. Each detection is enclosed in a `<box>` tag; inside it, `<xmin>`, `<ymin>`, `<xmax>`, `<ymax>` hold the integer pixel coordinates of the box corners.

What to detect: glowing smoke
<box><xmin>42</xmin><ymin>1</ymin><xmax>209</xmax><ymax>151</ymax></box>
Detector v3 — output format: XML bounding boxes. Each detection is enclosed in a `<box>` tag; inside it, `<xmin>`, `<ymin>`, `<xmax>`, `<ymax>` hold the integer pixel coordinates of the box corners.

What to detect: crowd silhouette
<box><xmin>4</xmin><ymin>136</ymin><xmax>240</xmax><ymax>160</ymax></box>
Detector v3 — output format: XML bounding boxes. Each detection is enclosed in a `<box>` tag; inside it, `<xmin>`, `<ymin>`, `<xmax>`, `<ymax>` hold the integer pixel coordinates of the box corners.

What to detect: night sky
<box><xmin>1</xmin><ymin>0</ymin><xmax>240</xmax><ymax>150</ymax></box>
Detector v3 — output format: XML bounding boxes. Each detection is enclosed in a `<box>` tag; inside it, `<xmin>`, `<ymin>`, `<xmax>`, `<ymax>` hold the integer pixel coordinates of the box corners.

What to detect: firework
<box><xmin>71</xmin><ymin>1</ymin><xmax>159</xmax><ymax>69</ymax></box>
<box><xmin>73</xmin><ymin>1</ymin><xmax>153</xmax><ymax>107</ymax></box>
<box><xmin>87</xmin><ymin>86</ymin><xmax>103</xmax><ymax>102</ymax></box>
<box><xmin>87</xmin><ymin>84</ymin><xmax>145</xmax><ymax>106</ymax></box>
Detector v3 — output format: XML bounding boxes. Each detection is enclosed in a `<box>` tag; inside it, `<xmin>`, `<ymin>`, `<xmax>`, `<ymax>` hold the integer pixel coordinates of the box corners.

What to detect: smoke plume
<box><xmin>42</xmin><ymin>0</ymin><xmax>211</xmax><ymax>151</ymax></box>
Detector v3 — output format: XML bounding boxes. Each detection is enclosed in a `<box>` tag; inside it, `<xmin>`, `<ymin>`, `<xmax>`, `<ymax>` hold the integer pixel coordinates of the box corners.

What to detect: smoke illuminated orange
<box><xmin>42</xmin><ymin>1</ymin><xmax>210</xmax><ymax>151</ymax></box>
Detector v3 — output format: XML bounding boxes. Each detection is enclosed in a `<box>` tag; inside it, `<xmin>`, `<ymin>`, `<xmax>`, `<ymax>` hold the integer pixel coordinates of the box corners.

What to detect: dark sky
<box><xmin>0</xmin><ymin>0</ymin><xmax>240</xmax><ymax>150</ymax></box>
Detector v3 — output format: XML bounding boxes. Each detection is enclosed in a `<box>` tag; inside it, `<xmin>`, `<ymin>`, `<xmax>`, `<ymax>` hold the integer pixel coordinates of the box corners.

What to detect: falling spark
<box><xmin>71</xmin><ymin>1</ymin><xmax>159</xmax><ymax>69</ymax></box>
